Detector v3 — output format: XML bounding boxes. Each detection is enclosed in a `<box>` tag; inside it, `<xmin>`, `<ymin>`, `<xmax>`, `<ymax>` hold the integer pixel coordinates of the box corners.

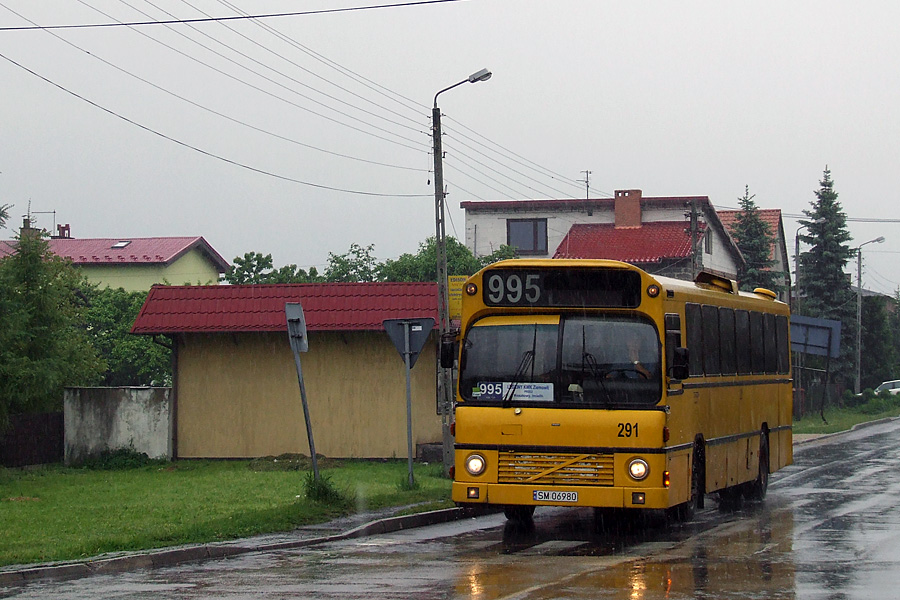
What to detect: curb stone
<box><xmin>0</xmin><ymin>507</ymin><xmax>476</xmax><ymax>589</ymax></box>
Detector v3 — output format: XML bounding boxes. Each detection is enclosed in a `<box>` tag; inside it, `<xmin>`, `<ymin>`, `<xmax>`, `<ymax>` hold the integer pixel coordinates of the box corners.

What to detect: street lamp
<box><xmin>855</xmin><ymin>236</ymin><xmax>885</xmax><ymax>394</ymax></box>
<box><xmin>432</xmin><ymin>68</ymin><xmax>492</xmax><ymax>472</ymax></box>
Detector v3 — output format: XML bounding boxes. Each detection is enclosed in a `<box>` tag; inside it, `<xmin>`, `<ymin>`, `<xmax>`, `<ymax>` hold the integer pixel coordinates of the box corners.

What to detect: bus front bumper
<box><xmin>452</xmin><ymin>481</ymin><xmax>671</xmax><ymax>510</ymax></box>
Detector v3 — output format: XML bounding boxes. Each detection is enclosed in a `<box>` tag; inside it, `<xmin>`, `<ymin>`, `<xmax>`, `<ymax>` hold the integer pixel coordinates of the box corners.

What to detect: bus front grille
<box><xmin>498</xmin><ymin>452</ymin><xmax>615</xmax><ymax>486</ymax></box>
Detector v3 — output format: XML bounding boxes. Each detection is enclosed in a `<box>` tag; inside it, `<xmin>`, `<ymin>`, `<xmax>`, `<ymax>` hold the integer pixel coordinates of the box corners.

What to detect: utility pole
<box><xmin>687</xmin><ymin>198</ymin><xmax>701</xmax><ymax>278</ymax></box>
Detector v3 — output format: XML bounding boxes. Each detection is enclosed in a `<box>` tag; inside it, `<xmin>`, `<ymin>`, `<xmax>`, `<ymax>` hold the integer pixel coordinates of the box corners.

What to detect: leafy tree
<box><xmin>798</xmin><ymin>167</ymin><xmax>856</xmax><ymax>385</ymax></box>
<box><xmin>84</xmin><ymin>288</ymin><xmax>172</xmax><ymax>386</ymax></box>
<box><xmin>0</xmin><ymin>204</ymin><xmax>9</xmax><ymax>229</ymax></box>
<box><xmin>860</xmin><ymin>295</ymin><xmax>896</xmax><ymax>390</ymax></box>
<box><xmin>730</xmin><ymin>186</ymin><xmax>781</xmax><ymax>293</ymax></box>
<box><xmin>224</xmin><ymin>251</ymin><xmax>322</xmax><ymax>284</ymax></box>
<box><xmin>324</xmin><ymin>243</ymin><xmax>379</xmax><ymax>282</ymax></box>
<box><xmin>377</xmin><ymin>237</ymin><xmax>518</xmax><ymax>282</ymax></box>
<box><xmin>0</xmin><ymin>231</ymin><xmax>104</xmax><ymax>429</ymax></box>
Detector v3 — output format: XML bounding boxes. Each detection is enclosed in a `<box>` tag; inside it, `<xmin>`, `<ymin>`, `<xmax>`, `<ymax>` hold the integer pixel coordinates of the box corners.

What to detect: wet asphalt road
<box><xmin>4</xmin><ymin>419</ymin><xmax>900</xmax><ymax>599</ymax></box>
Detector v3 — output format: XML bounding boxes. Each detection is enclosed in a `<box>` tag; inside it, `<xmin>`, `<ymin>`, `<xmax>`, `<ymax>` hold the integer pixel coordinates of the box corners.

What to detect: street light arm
<box><xmin>433</xmin><ymin>79</ymin><xmax>467</xmax><ymax>107</ymax></box>
<box><xmin>433</xmin><ymin>68</ymin><xmax>492</xmax><ymax>107</ymax></box>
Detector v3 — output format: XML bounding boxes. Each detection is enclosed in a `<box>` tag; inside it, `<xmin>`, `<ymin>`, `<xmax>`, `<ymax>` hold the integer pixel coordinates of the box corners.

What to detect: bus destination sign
<box><xmin>482</xmin><ymin>268</ymin><xmax>642</xmax><ymax>309</ymax></box>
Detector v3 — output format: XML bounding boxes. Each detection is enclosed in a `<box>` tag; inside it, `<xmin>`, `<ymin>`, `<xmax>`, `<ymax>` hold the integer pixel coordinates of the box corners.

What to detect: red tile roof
<box><xmin>717</xmin><ymin>209</ymin><xmax>783</xmax><ymax>260</ymax></box>
<box><xmin>717</xmin><ymin>209</ymin><xmax>782</xmax><ymax>235</ymax></box>
<box><xmin>131</xmin><ymin>282</ymin><xmax>439</xmax><ymax>334</ymax></box>
<box><xmin>0</xmin><ymin>236</ymin><xmax>229</xmax><ymax>271</ymax></box>
<box><xmin>553</xmin><ymin>222</ymin><xmax>702</xmax><ymax>262</ymax></box>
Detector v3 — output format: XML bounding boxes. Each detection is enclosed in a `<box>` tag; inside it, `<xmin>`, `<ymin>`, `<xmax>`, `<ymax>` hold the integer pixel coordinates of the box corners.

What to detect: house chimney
<box><xmin>54</xmin><ymin>224</ymin><xmax>72</xmax><ymax>239</ymax></box>
<box><xmin>20</xmin><ymin>217</ymin><xmax>40</xmax><ymax>239</ymax></box>
<box><xmin>614</xmin><ymin>189</ymin><xmax>642</xmax><ymax>228</ymax></box>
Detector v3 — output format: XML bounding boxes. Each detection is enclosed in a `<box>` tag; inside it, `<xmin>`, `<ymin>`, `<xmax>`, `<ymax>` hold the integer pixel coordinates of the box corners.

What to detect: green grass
<box><xmin>0</xmin><ymin>458</ymin><xmax>451</xmax><ymax>568</ymax></box>
<box><xmin>793</xmin><ymin>392</ymin><xmax>900</xmax><ymax>435</ymax></box>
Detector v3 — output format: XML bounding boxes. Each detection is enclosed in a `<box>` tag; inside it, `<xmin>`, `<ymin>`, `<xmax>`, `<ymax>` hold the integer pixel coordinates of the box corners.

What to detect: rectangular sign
<box><xmin>533</xmin><ymin>490</ymin><xmax>579</xmax><ymax>502</ymax></box>
<box><xmin>470</xmin><ymin>382</ymin><xmax>554</xmax><ymax>402</ymax></box>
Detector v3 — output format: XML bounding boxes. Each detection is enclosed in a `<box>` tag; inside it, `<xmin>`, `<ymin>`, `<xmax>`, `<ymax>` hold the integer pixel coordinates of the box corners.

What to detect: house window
<box><xmin>507</xmin><ymin>219</ymin><xmax>548</xmax><ymax>255</ymax></box>
<box><xmin>704</xmin><ymin>230</ymin><xmax>713</xmax><ymax>254</ymax></box>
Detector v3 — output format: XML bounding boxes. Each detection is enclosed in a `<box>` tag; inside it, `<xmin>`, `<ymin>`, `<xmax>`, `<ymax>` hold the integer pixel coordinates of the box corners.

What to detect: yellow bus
<box><xmin>446</xmin><ymin>259</ymin><xmax>792</xmax><ymax>521</ymax></box>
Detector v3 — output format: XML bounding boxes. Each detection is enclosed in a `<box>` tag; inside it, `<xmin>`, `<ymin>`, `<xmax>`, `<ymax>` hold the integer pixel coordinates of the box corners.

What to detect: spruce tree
<box><xmin>798</xmin><ymin>167</ymin><xmax>856</xmax><ymax>384</ymax></box>
<box><xmin>730</xmin><ymin>186</ymin><xmax>781</xmax><ymax>293</ymax></box>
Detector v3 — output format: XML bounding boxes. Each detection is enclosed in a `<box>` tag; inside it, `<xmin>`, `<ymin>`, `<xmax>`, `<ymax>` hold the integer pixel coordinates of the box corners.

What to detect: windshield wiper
<box><xmin>580</xmin><ymin>325</ymin><xmax>614</xmax><ymax>405</ymax></box>
<box><xmin>503</xmin><ymin>325</ymin><xmax>537</xmax><ymax>407</ymax></box>
<box><xmin>582</xmin><ymin>351</ymin><xmax>614</xmax><ymax>405</ymax></box>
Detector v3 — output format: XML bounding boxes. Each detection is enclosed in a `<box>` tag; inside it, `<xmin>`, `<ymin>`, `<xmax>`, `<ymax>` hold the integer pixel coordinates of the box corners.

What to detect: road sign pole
<box><xmin>403</xmin><ymin>323</ymin><xmax>415</xmax><ymax>488</ymax></box>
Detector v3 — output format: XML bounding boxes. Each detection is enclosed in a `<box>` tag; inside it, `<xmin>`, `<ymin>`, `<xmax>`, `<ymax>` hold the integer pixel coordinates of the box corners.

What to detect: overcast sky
<box><xmin>1</xmin><ymin>1</ymin><xmax>898</xmax><ymax>293</ymax></box>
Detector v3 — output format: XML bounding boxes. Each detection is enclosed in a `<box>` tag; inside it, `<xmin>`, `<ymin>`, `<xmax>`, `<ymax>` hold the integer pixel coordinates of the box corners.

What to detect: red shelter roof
<box><xmin>131</xmin><ymin>282</ymin><xmax>439</xmax><ymax>334</ymax></box>
<box><xmin>553</xmin><ymin>222</ymin><xmax>702</xmax><ymax>262</ymax></box>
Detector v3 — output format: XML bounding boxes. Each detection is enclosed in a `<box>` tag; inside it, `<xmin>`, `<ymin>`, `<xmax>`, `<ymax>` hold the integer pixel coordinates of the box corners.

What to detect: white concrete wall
<box><xmin>64</xmin><ymin>387</ymin><xmax>173</xmax><ymax>464</ymax></box>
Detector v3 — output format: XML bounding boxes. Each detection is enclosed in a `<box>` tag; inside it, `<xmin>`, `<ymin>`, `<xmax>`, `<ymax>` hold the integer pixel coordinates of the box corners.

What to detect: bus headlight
<box><xmin>628</xmin><ymin>458</ymin><xmax>649</xmax><ymax>481</ymax></box>
<box><xmin>465</xmin><ymin>454</ymin><xmax>486</xmax><ymax>476</ymax></box>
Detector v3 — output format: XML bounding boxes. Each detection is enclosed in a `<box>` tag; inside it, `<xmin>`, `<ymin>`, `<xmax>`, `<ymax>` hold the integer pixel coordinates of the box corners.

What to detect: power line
<box><xmin>1</xmin><ymin>2</ymin><xmax>428</xmax><ymax>173</ymax></box>
<box><xmin>209</xmin><ymin>0</ymin><xmax>427</xmax><ymax>128</ymax></box>
<box><xmin>112</xmin><ymin>0</ymin><xmax>428</xmax><ymax>135</ymax></box>
<box><xmin>0</xmin><ymin>51</ymin><xmax>430</xmax><ymax>198</ymax></box>
<box><xmin>0</xmin><ymin>0</ymin><xmax>466</xmax><ymax>31</ymax></box>
<box><xmin>53</xmin><ymin>0</ymin><xmax>430</xmax><ymax>152</ymax></box>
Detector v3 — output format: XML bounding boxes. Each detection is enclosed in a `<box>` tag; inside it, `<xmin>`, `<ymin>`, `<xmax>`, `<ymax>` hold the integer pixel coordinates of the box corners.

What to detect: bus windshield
<box><xmin>459</xmin><ymin>315</ymin><xmax>662</xmax><ymax>408</ymax></box>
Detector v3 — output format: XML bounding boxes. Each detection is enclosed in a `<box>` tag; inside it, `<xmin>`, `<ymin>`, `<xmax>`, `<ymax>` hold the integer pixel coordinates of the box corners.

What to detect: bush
<box><xmin>302</xmin><ymin>471</ymin><xmax>351</xmax><ymax>508</ymax></box>
<box><xmin>78</xmin><ymin>448</ymin><xmax>169</xmax><ymax>470</ymax></box>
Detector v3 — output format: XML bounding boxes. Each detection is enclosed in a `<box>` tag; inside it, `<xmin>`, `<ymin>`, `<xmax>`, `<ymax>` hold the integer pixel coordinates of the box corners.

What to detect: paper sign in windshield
<box><xmin>472</xmin><ymin>382</ymin><xmax>553</xmax><ymax>402</ymax></box>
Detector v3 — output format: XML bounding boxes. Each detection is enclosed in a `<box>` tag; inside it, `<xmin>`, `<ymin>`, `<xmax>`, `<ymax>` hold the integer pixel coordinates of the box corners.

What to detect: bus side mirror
<box><xmin>440</xmin><ymin>336</ymin><xmax>456</xmax><ymax>369</ymax></box>
<box><xmin>670</xmin><ymin>347</ymin><xmax>689</xmax><ymax>380</ymax></box>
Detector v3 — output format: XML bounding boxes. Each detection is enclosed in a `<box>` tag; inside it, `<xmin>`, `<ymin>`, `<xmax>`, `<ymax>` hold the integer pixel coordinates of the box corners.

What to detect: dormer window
<box><xmin>111</xmin><ymin>241</ymin><xmax>131</xmax><ymax>249</ymax></box>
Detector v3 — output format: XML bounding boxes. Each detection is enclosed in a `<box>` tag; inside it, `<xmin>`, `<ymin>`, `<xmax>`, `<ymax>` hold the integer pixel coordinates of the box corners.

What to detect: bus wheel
<box><xmin>504</xmin><ymin>505</ymin><xmax>535</xmax><ymax>523</ymax></box>
<box><xmin>745</xmin><ymin>433</ymin><xmax>769</xmax><ymax>501</ymax></box>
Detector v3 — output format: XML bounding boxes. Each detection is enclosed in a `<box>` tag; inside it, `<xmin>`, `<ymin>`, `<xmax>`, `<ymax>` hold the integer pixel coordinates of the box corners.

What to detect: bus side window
<box><xmin>735</xmin><ymin>310</ymin><xmax>752</xmax><ymax>374</ymax></box>
<box><xmin>701</xmin><ymin>305</ymin><xmax>721</xmax><ymax>376</ymax></box>
<box><xmin>665</xmin><ymin>313</ymin><xmax>689</xmax><ymax>380</ymax></box>
<box><xmin>685</xmin><ymin>303</ymin><xmax>703</xmax><ymax>376</ymax></box>
<box><xmin>763</xmin><ymin>313</ymin><xmax>778</xmax><ymax>374</ymax></box>
<box><xmin>749</xmin><ymin>311</ymin><xmax>765</xmax><ymax>373</ymax></box>
<box><xmin>776</xmin><ymin>315</ymin><xmax>790</xmax><ymax>374</ymax></box>
<box><xmin>719</xmin><ymin>307</ymin><xmax>736</xmax><ymax>375</ymax></box>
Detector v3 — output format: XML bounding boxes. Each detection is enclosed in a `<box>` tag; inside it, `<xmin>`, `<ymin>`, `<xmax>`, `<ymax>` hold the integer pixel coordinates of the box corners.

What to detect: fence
<box><xmin>0</xmin><ymin>412</ymin><xmax>64</xmax><ymax>467</ymax></box>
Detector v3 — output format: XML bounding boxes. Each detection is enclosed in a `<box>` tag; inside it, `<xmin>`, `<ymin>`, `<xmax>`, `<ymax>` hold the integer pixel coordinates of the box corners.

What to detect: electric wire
<box><xmin>210</xmin><ymin>0</ymin><xmax>426</xmax><ymax>128</ymax></box>
<box><xmin>0</xmin><ymin>0</ymin><xmax>466</xmax><ymax>30</ymax></box>
<box><xmin>442</xmin><ymin>113</ymin><xmax>599</xmax><ymax>195</ymax></box>
<box><xmin>443</xmin><ymin>129</ymin><xmax>580</xmax><ymax>199</ymax></box>
<box><xmin>216</xmin><ymin>0</ymin><xmax>426</xmax><ymax>116</ymax></box>
<box><xmin>0</xmin><ymin>51</ymin><xmax>430</xmax><ymax>198</ymax></box>
<box><xmin>2</xmin><ymin>3</ymin><xmax>428</xmax><ymax>173</ymax></box>
<box><xmin>119</xmin><ymin>0</ymin><xmax>428</xmax><ymax>135</ymax></box>
<box><xmin>63</xmin><ymin>0</ymin><xmax>429</xmax><ymax>151</ymax></box>
<box><xmin>443</xmin><ymin>153</ymin><xmax>538</xmax><ymax>199</ymax></box>
<box><xmin>442</xmin><ymin>158</ymin><xmax>518</xmax><ymax>200</ymax></box>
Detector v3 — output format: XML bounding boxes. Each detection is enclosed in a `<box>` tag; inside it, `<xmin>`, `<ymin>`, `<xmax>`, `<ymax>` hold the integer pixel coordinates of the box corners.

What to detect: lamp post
<box><xmin>855</xmin><ymin>236</ymin><xmax>885</xmax><ymax>394</ymax></box>
<box><xmin>432</xmin><ymin>68</ymin><xmax>491</xmax><ymax>473</ymax></box>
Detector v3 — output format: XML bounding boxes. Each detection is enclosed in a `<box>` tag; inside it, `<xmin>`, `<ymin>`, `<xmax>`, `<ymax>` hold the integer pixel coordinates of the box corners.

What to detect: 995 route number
<box><xmin>533</xmin><ymin>490</ymin><xmax>578</xmax><ymax>502</ymax></box>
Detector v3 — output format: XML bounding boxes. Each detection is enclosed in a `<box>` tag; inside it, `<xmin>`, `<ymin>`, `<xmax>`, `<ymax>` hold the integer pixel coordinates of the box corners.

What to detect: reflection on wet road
<box><xmin>4</xmin><ymin>419</ymin><xmax>900</xmax><ymax>599</ymax></box>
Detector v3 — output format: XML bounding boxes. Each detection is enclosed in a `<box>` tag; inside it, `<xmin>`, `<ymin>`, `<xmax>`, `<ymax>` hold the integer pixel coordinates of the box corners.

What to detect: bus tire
<box><xmin>503</xmin><ymin>505</ymin><xmax>535</xmax><ymax>523</ymax></box>
<box><xmin>744</xmin><ymin>433</ymin><xmax>769</xmax><ymax>501</ymax></box>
